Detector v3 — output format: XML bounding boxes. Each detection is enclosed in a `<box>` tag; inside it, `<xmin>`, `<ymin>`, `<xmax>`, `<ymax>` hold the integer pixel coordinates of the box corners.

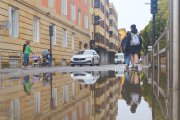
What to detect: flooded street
<box><xmin>0</xmin><ymin>67</ymin><xmax>167</xmax><ymax>120</ymax></box>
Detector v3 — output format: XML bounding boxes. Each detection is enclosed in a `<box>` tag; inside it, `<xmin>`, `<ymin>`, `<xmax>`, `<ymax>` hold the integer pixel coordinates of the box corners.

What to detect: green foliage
<box><xmin>140</xmin><ymin>0</ymin><xmax>169</xmax><ymax>55</ymax></box>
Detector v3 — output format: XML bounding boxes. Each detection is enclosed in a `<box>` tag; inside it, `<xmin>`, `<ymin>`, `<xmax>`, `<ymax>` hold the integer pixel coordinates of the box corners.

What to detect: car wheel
<box><xmin>71</xmin><ymin>64</ymin><xmax>75</xmax><ymax>67</ymax></box>
<box><xmin>90</xmin><ymin>59</ymin><xmax>94</xmax><ymax>66</ymax></box>
<box><xmin>80</xmin><ymin>64</ymin><xmax>83</xmax><ymax>66</ymax></box>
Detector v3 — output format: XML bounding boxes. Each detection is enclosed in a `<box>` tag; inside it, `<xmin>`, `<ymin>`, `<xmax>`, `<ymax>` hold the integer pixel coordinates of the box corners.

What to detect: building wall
<box><xmin>90</xmin><ymin>0</ymin><xmax>110</xmax><ymax>64</ymax></box>
<box><xmin>108</xmin><ymin>3</ymin><xmax>118</xmax><ymax>63</ymax></box>
<box><xmin>0</xmin><ymin>0</ymin><xmax>90</xmax><ymax>65</ymax></box>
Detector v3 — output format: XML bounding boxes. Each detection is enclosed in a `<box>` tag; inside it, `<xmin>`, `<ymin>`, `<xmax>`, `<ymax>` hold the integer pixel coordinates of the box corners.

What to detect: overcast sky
<box><xmin>110</xmin><ymin>0</ymin><xmax>152</xmax><ymax>31</ymax></box>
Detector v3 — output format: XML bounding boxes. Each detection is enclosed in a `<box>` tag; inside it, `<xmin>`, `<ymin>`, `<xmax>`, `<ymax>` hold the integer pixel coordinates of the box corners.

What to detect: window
<box><xmin>79</xmin><ymin>41</ymin><xmax>82</xmax><ymax>50</ymax></box>
<box><xmin>72</xmin><ymin>33</ymin><xmax>75</xmax><ymax>49</ymax></box>
<box><xmin>109</xmin><ymin>8</ymin><xmax>113</xmax><ymax>14</ymax></box>
<box><xmin>85</xmin><ymin>101</ymin><xmax>89</xmax><ymax>115</ymax></box>
<box><xmin>61</xmin><ymin>0</ymin><xmax>67</xmax><ymax>15</ymax></box>
<box><xmin>11</xmin><ymin>99</ymin><xmax>20</xmax><ymax>120</ymax></box>
<box><xmin>84</xmin><ymin>0</ymin><xmax>87</xmax><ymax>5</ymax></box>
<box><xmin>64</xmin><ymin>116</ymin><xmax>68</xmax><ymax>120</ymax></box>
<box><xmin>62</xmin><ymin>29</ymin><xmax>67</xmax><ymax>48</ymax></box>
<box><xmin>94</xmin><ymin>0</ymin><xmax>100</xmax><ymax>8</ymax></box>
<box><xmin>34</xmin><ymin>92</ymin><xmax>41</xmax><ymax>114</ymax></box>
<box><xmin>84</xmin><ymin>15</ymin><xmax>89</xmax><ymax>29</ymax></box>
<box><xmin>48</xmin><ymin>0</ymin><xmax>54</xmax><ymax>8</ymax></box>
<box><xmin>72</xmin><ymin>111</ymin><xmax>76</xmax><ymax>120</ymax></box>
<box><xmin>33</xmin><ymin>16</ymin><xmax>40</xmax><ymax>42</ymax></box>
<box><xmin>109</xmin><ymin>19</ymin><xmax>113</xmax><ymax>26</ymax></box>
<box><xmin>63</xmin><ymin>85</ymin><xmax>68</xmax><ymax>102</ymax></box>
<box><xmin>51</xmin><ymin>25</ymin><xmax>56</xmax><ymax>45</ymax></box>
<box><xmin>78</xmin><ymin>9</ymin><xmax>81</xmax><ymax>25</ymax></box>
<box><xmin>79</xmin><ymin>106</ymin><xmax>82</xmax><ymax>119</ymax></box>
<box><xmin>52</xmin><ymin>88</ymin><xmax>57</xmax><ymax>107</ymax></box>
<box><xmin>9</xmin><ymin>6</ymin><xmax>19</xmax><ymax>38</ymax></box>
<box><xmin>71</xmin><ymin>3</ymin><xmax>76</xmax><ymax>21</ymax></box>
<box><xmin>72</xmin><ymin>81</ymin><xmax>75</xmax><ymax>96</ymax></box>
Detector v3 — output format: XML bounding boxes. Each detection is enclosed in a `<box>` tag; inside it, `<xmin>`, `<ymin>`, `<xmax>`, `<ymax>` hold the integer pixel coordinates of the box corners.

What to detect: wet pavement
<box><xmin>0</xmin><ymin>65</ymin><xmax>171</xmax><ymax>120</ymax></box>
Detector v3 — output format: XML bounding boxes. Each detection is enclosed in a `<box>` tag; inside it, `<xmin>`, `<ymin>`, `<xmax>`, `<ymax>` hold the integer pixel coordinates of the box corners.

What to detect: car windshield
<box><xmin>76</xmin><ymin>50</ymin><xmax>92</xmax><ymax>55</ymax></box>
<box><xmin>76</xmin><ymin>51</ymin><xmax>85</xmax><ymax>55</ymax></box>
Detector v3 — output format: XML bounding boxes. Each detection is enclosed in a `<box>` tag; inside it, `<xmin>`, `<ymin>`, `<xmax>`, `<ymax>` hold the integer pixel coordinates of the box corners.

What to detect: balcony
<box><xmin>94</xmin><ymin>33</ymin><xmax>109</xmax><ymax>49</ymax></box>
<box><xmin>108</xmin><ymin>42</ymin><xmax>116</xmax><ymax>52</ymax></box>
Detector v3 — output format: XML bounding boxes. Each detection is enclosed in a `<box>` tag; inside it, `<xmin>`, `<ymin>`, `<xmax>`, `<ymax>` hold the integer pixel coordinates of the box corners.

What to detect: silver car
<box><xmin>70</xmin><ymin>49</ymin><xmax>100</xmax><ymax>66</ymax></box>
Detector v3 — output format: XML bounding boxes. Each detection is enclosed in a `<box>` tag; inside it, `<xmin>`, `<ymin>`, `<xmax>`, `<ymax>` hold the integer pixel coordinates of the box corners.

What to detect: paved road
<box><xmin>0</xmin><ymin>64</ymin><xmax>126</xmax><ymax>77</ymax></box>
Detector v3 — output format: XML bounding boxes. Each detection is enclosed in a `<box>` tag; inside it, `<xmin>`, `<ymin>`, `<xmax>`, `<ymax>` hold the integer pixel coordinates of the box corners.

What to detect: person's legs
<box><xmin>23</xmin><ymin>54</ymin><xmax>28</xmax><ymax>67</ymax></box>
<box><xmin>126</xmin><ymin>53</ymin><xmax>131</xmax><ymax>66</ymax></box>
<box><xmin>131</xmin><ymin>54</ymin><xmax>134</xmax><ymax>66</ymax></box>
<box><xmin>134</xmin><ymin>54</ymin><xmax>139</xmax><ymax>64</ymax></box>
<box><xmin>27</xmin><ymin>57</ymin><xmax>29</xmax><ymax>66</ymax></box>
<box><xmin>124</xmin><ymin>53</ymin><xmax>127</xmax><ymax>64</ymax></box>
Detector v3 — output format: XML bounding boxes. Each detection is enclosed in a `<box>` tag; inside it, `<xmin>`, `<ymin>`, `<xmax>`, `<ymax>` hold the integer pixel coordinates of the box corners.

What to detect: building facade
<box><xmin>0</xmin><ymin>0</ymin><xmax>90</xmax><ymax>66</ymax></box>
<box><xmin>90</xmin><ymin>0</ymin><xmax>119</xmax><ymax>64</ymax></box>
<box><xmin>90</xmin><ymin>0</ymin><xmax>110</xmax><ymax>65</ymax></box>
<box><xmin>109</xmin><ymin>3</ymin><xmax>119</xmax><ymax>64</ymax></box>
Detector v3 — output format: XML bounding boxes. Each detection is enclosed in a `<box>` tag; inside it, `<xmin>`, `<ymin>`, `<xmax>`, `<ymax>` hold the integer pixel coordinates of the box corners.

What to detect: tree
<box><xmin>141</xmin><ymin>0</ymin><xmax>169</xmax><ymax>54</ymax></box>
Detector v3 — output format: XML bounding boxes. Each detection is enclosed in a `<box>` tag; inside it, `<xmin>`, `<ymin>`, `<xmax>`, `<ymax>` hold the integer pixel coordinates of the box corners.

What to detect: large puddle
<box><xmin>0</xmin><ymin>69</ymin><xmax>165</xmax><ymax>120</ymax></box>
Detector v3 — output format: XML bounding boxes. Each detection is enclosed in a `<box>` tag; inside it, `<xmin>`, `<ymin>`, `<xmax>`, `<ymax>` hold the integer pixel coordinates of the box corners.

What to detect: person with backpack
<box><xmin>127</xmin><ymin>24</ymin><xmax>142</xmax><ymax>69</ymax></box>
<box><xmin>121</xmin><ymin>32</ymin><xmax>131</xmax><ymax>69</ymax></box>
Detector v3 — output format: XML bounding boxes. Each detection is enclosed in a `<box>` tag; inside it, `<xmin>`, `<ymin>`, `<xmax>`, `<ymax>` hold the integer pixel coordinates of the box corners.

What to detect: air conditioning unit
<box><xmin>0</xmin><ymin>21</ymin><xmax>11</xmax><ymax>30</ymax></box>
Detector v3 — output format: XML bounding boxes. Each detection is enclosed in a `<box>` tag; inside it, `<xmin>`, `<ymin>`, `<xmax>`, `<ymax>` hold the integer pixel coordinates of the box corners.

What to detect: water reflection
<box><xmin>0</xmin><ymin>69</ymin><xmax>170</xmax><ymax>120</ymax></box>
<box><xmin>71</xmin><ymin>71</ymin><xmax>100</xmax><ymax>85</ymax></box>
<box><xmin>121</xmin><ymin>71</ymin><xmax>141</xmax><ymax>113</ymax></box>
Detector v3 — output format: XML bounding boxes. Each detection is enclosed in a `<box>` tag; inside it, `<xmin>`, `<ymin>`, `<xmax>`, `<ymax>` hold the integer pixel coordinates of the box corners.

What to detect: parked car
<box><xmin>114</xmin><ymin>53</ymin><xmax>124</xmax><ymax>64</ymax></box>
<box><xmin>70</xmin><ymin>49</ymin><xmax>100</xmax><ymax>66</ymax></box>
<box><xmin>71</xmin><ymin>71</ymin><xmax>100</xmax><ymax>85</ymax></box>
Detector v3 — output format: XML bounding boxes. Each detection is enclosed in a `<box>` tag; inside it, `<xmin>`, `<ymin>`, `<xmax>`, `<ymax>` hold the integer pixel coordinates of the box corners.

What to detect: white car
<box><xmin>71</xmin><ymin>71</ymin><xmax>100</xmax><ymax>85</ymax></box>
<box><xmin>114</xmin><ymin>53</ymin><xmax>124</xmax><ymax>64</ymax></box>
<box><xmin>70</xmin><ymin>49</ymin><xmax>100</xmax><ymax>66</ymax></box>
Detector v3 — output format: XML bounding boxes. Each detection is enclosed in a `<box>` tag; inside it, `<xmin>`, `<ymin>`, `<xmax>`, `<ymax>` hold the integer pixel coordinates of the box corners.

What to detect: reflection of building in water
<box><xmin>91</xmin><ymin>71</ymin><xmax>120</xmax><ymax>120</ymax></box>
<box><xmin>0</xmin><ymin>76</ymin><xmax>23</xmax><ymax>88</ymax></box>
<box><xmin>0</xmin><ymin>73</ymin><xmax>91</xmax><ymax>120</ymax></box>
